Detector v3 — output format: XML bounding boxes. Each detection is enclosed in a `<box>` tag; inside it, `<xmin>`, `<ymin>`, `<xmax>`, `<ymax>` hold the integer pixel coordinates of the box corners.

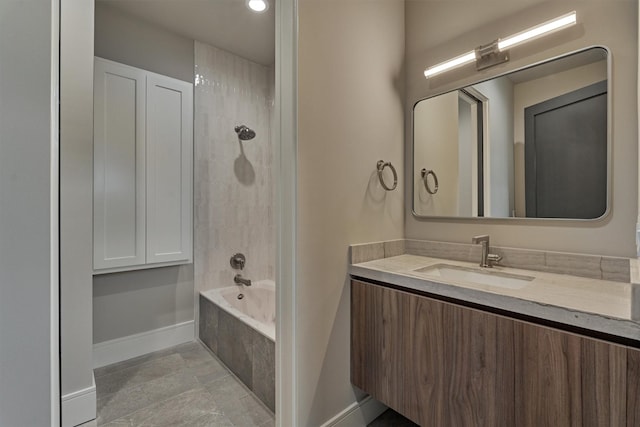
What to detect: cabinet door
<box><xmin>145</xmin><ymin>74</ymin><xmax>193</xmax><ymax>264</ymax></box>
<box><xmin>351</xmin><ymin>280</ymin><xmax>406</xmax><ymax>412</ymax></box>
<box><xmin>351</xmin><ymin>280</ymin><xmax>515</xmax><ymax>426</ymax></box>
<box><xmin>514</xmin><ymin>321</ymin><xmax>628</xmax><ymax>427</ymax></box>
<box><xmin>93</xmin><ymin>58</ymin><xmax>146</xmax><ymax>270</ymax></box>
<box><xmin>627</xmin><ymin>348</ymin><xmax>640</xmax><ymax>426</ymax></box>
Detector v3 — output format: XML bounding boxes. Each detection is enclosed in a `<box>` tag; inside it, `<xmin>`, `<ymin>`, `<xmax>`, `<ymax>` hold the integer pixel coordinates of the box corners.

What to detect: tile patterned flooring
<box><xmin>77</xmin><ymin>340</ymin><xmax>415</xmax><ymax>426</ymax></box>
<box><xmin>80</xmin><ymin>341</ymin><xmax>274</xmax><ymax>427</ymax></box>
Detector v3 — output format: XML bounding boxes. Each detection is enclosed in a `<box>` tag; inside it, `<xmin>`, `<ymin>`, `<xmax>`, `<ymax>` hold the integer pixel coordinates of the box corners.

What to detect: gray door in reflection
<box><xmin>524</xmin><ymin>80</ymin><xmax>607</xmax><ymax>219</ymax></box>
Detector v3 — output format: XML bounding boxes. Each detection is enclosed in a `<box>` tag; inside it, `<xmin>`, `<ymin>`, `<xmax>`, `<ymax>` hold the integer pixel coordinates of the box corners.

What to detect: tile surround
<box><xmin>217</xmin><ymin>306</ymin><xmax>254</xmax><ymax>389</ymax></box>
<box><xmin>193</xmin><ymin>45</ymin><xmax>277</xmax><ymax>418</ymax></box>
<box><xmin>199</xmin><ymin>295</ymin><xmax>275</xmax><ymax>412</ymax></box>
<box><xmin>252</xmin><ymin>331</ymin><xmax>276</xmax><ymax>412</ymax></box>
<box><xmin>405</xmin><ymin>239</ymin><xmax>481</xmax><ymax>264</ymax></box>
<box><xmin>350</xmin><ymin>239</ymin><xmax>631</xmax><ymax>283</ymax></box>
<box><xmin>383</xmin><ymin>239</ymin><xmax>405</xmax><ymax>258</ymax></box>
<box><xmin>350</xmin><ymin>242</ymin><xmax>384</xmax><ymax>264</ymax></box>
<box><xmin>198</xmin><ymin>296</ymin><xmax>219</xmax><ymax>354</ymax></box>
<box><xmin>194</xmin><ymin>41</ymin><xmax>275</xmax><ymax>299</ymax></box>
<box><xmin>602</xmin><ymin>256</ymin><xmax>632</xmax><ymax>282</ymax></box>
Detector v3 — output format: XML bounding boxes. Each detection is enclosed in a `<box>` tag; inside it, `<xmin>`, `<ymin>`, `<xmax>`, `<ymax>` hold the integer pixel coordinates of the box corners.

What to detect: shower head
<box><xmin>235</xmin><ymin>125</ymin><xmax>256</xmax><ymax>141</ymax></box>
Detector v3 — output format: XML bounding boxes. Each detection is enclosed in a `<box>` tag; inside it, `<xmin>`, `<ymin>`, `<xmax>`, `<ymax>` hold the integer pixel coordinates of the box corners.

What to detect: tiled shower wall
<box><xmin>194</xmin><ymin>41</ymin><xmax>275</xmax><ymax>299</ymax></box>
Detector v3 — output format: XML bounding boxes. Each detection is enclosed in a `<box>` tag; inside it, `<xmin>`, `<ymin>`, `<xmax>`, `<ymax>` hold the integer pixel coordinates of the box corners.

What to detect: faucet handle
<box><xmin>230</xmin><ymin>253</ymin><xmax>246</xmax><ymax>270</ymax></box>
<box><xmin>487</xmin><ymin>253</ymin><xmax>502</xmax><ymax>265</ymax></box>
<box><xmin>472</xmin><ymin>234</ymin><xmax>490</xmax><ymax>244</ymax></box>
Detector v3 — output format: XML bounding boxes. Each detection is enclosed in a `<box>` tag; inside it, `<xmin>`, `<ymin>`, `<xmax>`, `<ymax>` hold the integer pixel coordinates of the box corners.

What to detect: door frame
<box><xmin>52</xmin><ymin>0</ymin><xmax>61</xmax><ymax>424</ymax></box>
<box><xmin>275</xmin><ymin>0</ymin><xmax>298</xmax><ymax>424</ymax></box>
<box><xmin>459</xmin><ymin>87</ymin><xmax>488</xmax><ymax>217</ymax></box>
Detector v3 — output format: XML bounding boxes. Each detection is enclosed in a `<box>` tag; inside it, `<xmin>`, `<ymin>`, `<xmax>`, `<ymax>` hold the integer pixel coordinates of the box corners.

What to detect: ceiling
<box><xmin>97</xmin><ymin>0</ymin><xmax>275</xmax><ymax>65</ymax></box>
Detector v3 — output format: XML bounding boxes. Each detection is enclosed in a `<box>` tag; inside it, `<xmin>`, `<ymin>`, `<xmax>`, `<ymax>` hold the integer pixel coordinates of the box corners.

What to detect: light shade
<box><xmin>247</xmin><ymin>0</ymin><xmax>268</xmax><ymax>12</ymax></box>
<box><xmin>424</xmin><ymin>51</ymin><xmax>477</xmax><ymax>78</ymax></box>
<box><xmin>498</xmin><ymin>11</ymin><xmax>576</xmax><ymax>51</ymax></box>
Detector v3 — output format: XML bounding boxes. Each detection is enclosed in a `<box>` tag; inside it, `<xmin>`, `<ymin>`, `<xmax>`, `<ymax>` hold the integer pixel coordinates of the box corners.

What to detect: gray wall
<box><xmin>61</xmin><ymin>0</ymin><xmax>95</xmax><ymax>400</ymax></box>
<box><xmin>405</xmin><ymin>0</ymin><xmax>638</xmax><ymax>257</ymax></box>
<box><xmin>0</xmin><ymin>0</ymin><xmax>57</xmax><ymax>425</ymax></box>
<box><xmin>95</xmin><ymin>2</ymin><xmax>194</xmax><ymax>82</ymax></box>
<box><xmin>297</xmin><ymin>0</ymin><xmax>405</xmax><ymax>424</ymax></box>
<box><xmin>94</xmin><ymin>267</ymin><xmax>194</xmax><ymax>343</ymax></box>
<box><xmin>93</xmin><ymin>3</ymin><xmax>195</xmax><ymax>344</ymax></box>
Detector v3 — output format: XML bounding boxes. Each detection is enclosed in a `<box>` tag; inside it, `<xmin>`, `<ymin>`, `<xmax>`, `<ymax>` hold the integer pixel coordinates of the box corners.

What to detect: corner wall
<box><xmin>60</xmin><ymin>0</ymin><xmax>96</xmax><ymax>424</ymax></box>
<box><xmin>405</xmin><ymin>0</ymin><xmax>638</xmax><ymax>257</ymax></box>
<box><xmin>0</xmin><ymin>0</ymin><xmax>58</xmax><ymax>425</ymax></box>
<box><xmin>297</xmin><ymin>0</ymin><xmax>405</xmax><ymax>424</ymax></box>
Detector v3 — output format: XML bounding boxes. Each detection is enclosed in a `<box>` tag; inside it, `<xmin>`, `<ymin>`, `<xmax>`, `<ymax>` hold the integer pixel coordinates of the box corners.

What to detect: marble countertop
<box><xmin>350</xmin><ymin>254</ymin><xmax>640</xmax><ymax>342</ymax></box>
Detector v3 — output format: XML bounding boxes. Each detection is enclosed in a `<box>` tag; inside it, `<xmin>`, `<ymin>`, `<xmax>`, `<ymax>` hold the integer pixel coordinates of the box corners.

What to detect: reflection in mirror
<box><xmin>413</xmin><ymin>47</ymin><xmax>608</xmax><ymax>220</ymax></box>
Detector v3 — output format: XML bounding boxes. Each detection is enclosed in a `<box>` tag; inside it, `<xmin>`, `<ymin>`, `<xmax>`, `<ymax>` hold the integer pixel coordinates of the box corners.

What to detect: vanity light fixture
<box><xmin>424</xmin><ymin>11</ymin><xmax>577</xmax><ymax>78</ymax></box>
<box><xmin>423</xmin><ymin>51</ymin><xmax>477</xmax><ymax>78</ymax></box>
<box><xmin>246</xmin><ymin>0</ymin><xmax>269</xmax><ymax>13</ymax></box>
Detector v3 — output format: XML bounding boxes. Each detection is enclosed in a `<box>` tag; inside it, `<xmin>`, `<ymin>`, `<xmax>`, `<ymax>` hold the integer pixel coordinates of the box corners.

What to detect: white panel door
<box><xmin>145</xmin><ymin>74</ymin><xmax>193</xmax><ymax>264</ymax></box>
<box><xmin>93</xmin><ymin>58</ymin><xmax>146</xmax><ymax>270</ymax></box>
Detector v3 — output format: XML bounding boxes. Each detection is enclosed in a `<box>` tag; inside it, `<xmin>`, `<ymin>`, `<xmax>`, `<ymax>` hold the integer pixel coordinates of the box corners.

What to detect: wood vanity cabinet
<box><xmin>351</xmin><ymin>279</ymin><xmax>640</xmax><ymax>426</ymax></box>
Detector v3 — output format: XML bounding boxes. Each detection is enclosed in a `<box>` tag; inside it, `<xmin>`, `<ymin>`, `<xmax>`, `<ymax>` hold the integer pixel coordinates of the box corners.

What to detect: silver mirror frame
<box><xmin>410</xmin><ymin>45</ymin><xmax>612</xmax><ymax>222</ymax></box>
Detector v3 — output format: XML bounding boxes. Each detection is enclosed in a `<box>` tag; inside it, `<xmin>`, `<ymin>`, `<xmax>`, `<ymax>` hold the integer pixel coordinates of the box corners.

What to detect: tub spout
<box><xmin>234</xmin><ymin>274</ymin><xmax>252</xmax><ymax>286</ymax></box>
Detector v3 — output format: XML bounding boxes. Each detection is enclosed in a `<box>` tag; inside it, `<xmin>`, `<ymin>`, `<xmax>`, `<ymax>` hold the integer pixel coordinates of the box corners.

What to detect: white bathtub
<box><xmin>200</xmin><ymin>279</ymin><xmax>275</xmax><ymax>341</ymax></box>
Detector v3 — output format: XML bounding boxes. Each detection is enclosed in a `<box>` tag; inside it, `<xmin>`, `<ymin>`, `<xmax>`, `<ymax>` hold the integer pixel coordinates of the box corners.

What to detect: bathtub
<box><xmin>201</xmin><ymin>280</ymin><xmax>275</xmax><ymax>341</ymax></box>
<box><xmin>199</xmin><ymin>280</ymin><xmax>275</xmax><ymax>411</ymax></box>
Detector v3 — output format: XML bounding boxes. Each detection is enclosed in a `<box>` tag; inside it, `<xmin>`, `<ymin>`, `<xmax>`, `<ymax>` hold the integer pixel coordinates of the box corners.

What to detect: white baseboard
<box><xmin>61</xmin><ymin>374</ymin><xmax>96</xmax><ymax>427</ymax></box>
<box><xmin>93</xmin><ymin>320</ymin><xmax>195</xmax><ymax>368</ymax></box>
<box><xmin>320</xmin><ymin>396</ymin><xmax>388</xmax><ymax>427</ymax></box>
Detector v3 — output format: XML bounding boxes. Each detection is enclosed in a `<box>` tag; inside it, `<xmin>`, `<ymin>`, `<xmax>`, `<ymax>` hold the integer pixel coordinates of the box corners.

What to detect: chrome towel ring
<box><xmin>421</xmin><ymin>168</ymin><xmax>438</xmax><ymax>194</ymax></box>
<box><xmin>376</xmin><ymin>160</ymin><xmax>398</xmax><ymax>191</ymax></box>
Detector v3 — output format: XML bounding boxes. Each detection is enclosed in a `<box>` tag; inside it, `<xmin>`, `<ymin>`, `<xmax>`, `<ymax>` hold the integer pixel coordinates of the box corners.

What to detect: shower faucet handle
<box><xmin>230</xmin><ymin>253</ymin><xmax>246</xmax><ymax>270</ymax></box>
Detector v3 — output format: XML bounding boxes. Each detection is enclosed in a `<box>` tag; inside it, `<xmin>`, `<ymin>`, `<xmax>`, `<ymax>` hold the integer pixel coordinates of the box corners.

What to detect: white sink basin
<box><xmin>413</xmin><ymin>264</ymin><xmax>534</xmax><ymax>290</ymax></box>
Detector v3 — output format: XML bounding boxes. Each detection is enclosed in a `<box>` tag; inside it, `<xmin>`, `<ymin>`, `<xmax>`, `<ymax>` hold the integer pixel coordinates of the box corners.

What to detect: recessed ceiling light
<box><xmin>247</xmin><ymin>0</ymin><xmax>268</xmax><ymax>13</ymax></box>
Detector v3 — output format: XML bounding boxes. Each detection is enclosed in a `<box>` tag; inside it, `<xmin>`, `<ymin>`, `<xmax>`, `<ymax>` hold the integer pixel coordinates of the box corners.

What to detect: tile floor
<box><xmin>79</xmin><ymin>341</ymin><xmax>274</xmax><ymax>427</ymax></box>
<box><xmin>77</xmin><ymin>340</ymin><xmax>414</xmax><ymax>427</ymax></box>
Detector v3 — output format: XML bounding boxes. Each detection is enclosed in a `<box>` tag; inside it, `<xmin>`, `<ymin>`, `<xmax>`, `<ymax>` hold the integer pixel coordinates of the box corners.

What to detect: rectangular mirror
<box><xmin>412</xmin><ymin>47</ymin><xmax>609</xmax><ymax>220</ymax></box>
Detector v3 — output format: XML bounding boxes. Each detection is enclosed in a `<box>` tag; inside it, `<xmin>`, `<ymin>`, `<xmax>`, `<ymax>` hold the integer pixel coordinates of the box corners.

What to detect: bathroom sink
<box><xmin>413</xmin><ymin>264</ymin><xmax>534</xmax><ymax>290</ymax></box>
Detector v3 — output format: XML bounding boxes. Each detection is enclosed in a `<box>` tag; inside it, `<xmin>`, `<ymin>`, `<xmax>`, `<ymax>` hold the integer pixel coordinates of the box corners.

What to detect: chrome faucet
<box><xmin>234</xmin><ymin>274</ymin><xmax>252</xmax><ymax>286</ymax></box>
<box><xmin>230</xmin><ymin>253</ymin><xmax>246</xmax><ymax>270</ymax></box>
<box><xmin>471</xmin><ymin>235</ymin><xmax>502</xmax><ymax>268</ymax></box>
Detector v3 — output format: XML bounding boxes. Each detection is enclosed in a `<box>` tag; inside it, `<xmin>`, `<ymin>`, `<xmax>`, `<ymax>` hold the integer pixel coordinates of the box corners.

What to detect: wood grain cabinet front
<box><xmin>351</xmin><ymin>279</ymin><xmax>640</xmax><ymax>426</ymax></box>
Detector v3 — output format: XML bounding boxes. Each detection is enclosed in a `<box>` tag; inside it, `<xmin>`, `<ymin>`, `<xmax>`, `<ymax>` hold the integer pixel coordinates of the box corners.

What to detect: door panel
<box><xmin>145</xmin><ymin>74</ymin><xmax>193</xmax><ymax>264</ymax></box>
<box><xmin>525</xmin><ymin>81</ymin><xmax>607</xmax><ymax>218</ymax></box>
<box><xmin>93</xmin><ymin>58</ymin><xmax>146</xmax><ymax>269</ymax></box>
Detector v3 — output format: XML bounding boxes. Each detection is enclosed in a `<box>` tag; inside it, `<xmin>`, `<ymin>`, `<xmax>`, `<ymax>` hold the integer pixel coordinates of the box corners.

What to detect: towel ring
<box><xmin>421</xmin><ymin>168</ymin><xmax>438</xmax><ymax>194</ymax></box>
<box><xmin>376</xmin><ymin>160</ymin><xmax>397</xmax><ymax>191</ymax></box>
